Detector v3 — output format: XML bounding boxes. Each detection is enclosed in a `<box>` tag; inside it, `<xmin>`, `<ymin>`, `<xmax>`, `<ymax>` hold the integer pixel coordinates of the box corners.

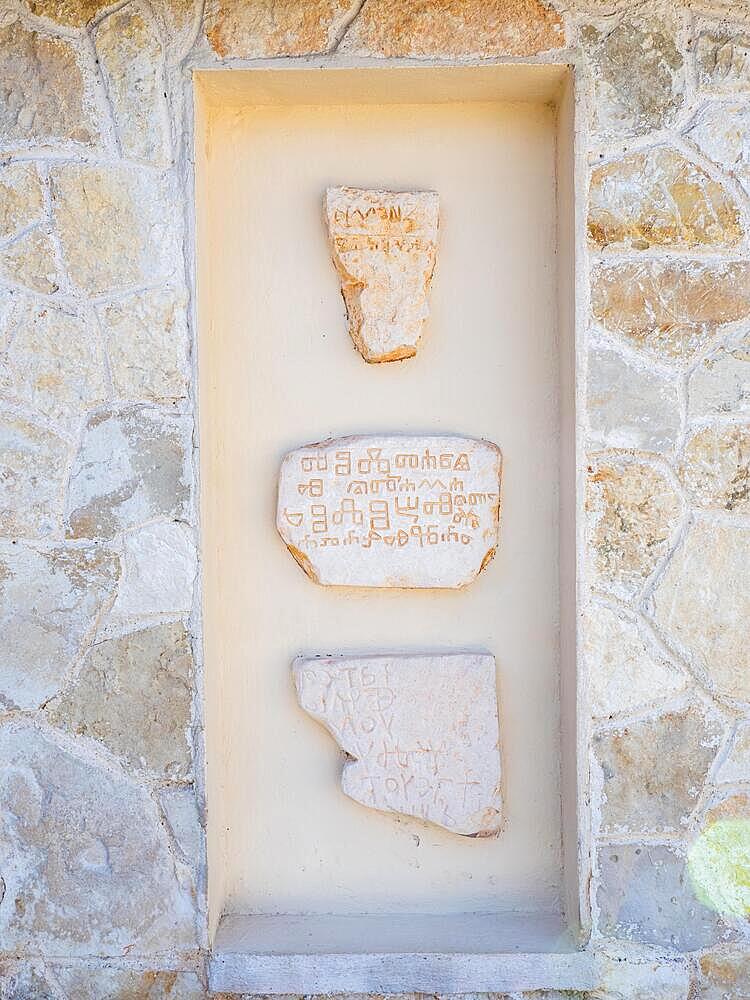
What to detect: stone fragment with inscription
<box><xmin>326</xmin><ymin>187</ymin><xmax>439</xmax><ymax>362</ymax></box>
<box><xmin>277</xmin><ymin>434</ymin><xmax>501</xmax><ymax>588</ymax></box>
<box><xmin>294</xmin><ymin>652</ymin><xmax>502</xmax><ymax>836</ymax></box>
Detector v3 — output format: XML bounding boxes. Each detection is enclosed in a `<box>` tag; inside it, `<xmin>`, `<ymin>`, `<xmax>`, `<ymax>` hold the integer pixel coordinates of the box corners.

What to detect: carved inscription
<box><xmin>326</xmin><ymin>187</ymin><xmax>439</xmax><ymax>363</ymax></box>
<box><xmin>294</xmin><ymin>652</ymin><xmax>503</xmax><ymax>837</ymax></box>
<box><xmin>276</xmin><ymin>434</ymin><xmax>502</xmax><ymax>588</ymax></box>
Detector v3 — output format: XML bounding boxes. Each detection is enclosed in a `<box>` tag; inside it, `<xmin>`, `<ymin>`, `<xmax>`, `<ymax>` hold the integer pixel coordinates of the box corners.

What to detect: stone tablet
<box><xmin>293</xmin><ymin>652</ymin><xmax>503</xmax><ymax>837</ymax></box>
<box><xmin>276</xmin><ymin>434</ymin><xmax>502</xmax><ymax>588</ymax></box>
<box><xmin>326</xmin><ymin>186</ymin><xmax>439</xmax><ymax>363</ymax></box>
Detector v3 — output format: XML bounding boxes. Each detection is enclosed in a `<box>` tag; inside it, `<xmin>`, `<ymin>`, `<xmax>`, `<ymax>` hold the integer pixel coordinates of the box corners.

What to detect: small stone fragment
<box><xmin>97</xmin><ymin>286</ymin><xmax>189</xmax><ymax>402</ymax></box>
<box><xmin>0</xmin><ymin>719</ymin><xmax>196</xmax><ymax>954</ymax></box>
<box><xmin>0</xmin><ymin>541</ymin><xmax>119</xmax><ymax>711</ymax></box>
<box><xmin>652</xmin><ymin>521</ymin><xmax>750</xmax><ymax>703</ymax></box>
<box><xmin>586</xmin><ymin>461</ymin><xmax>682</xmax><ymax>598</ymax></box>
<box><xmin>0</xmin><ymin>19</ymin><xmax>98</xmax><ymax>149</ymax></box>
<box><xmin>326</xmin><ymin>187</ymin><xmax>439</xmax><ymax>363</ymax></box>
<box><xmin>688</xmin><ymin>335</ymin><xmax>750</xmax><ymax>419</ymax></box>
<box><xmin>588</xmin><ymin>148</ymin><xmax>742</xmax><ymax>250</ymax></box>
<box><xmin>0</xmin><ymin>228</ymin><xmax>61</xmax><ymax>295</ymax></box>
<box><xmin>715</xmin><ymin>722</ymin><xmax>750</xmax><ymax>784</ymax></box>
<box><xmin>206</xmin><ymin>0</ymin><xmax>359</xmax><ymax>58</ymax></box>
<box><xmin>294</xmin><ymin>652</ymin><xmax>502</xmax><ymax>836</ymax></box>
<box><xmin>159</xmin><ymin>786</ymin><xmax>203</xmax><ymax>867</ymax></box>
<box><xmin>696</xmin><ymin>31</ymin><xmax>750</xmax><ymax>94</ymax></box>
<box><xmin>95</xmin><ymin>6</ymin><xmax>171</xmax><ymax>167</ymax></box>
<box><xmin>338</xmin><ymin>0</ymin><xmax>565</xmax><ymax>58</ymax></box>
<box><xmin>277</xmin><ymin>433</ymin><xmax>501</xmax><ymax>588</ymax></box>
<box><xmin>679</xmin><ymin>424</ymin><xmax>750</xmax><ymax>513</ymax></box>
<box><xmin>0</xmin><ymin>164</ymin><xmax>44</xmax><ymax>243</ymax></box>
<box><xmin>587</xmin><ymin>344</ymin><xmax>680</xmax><ymax>453</ymax></box>
<box><xmin>591</xmin><ymin>260</ymin><xmax>750</xmax><ymax>362</ymax></box>
<box><xmin>593</xmin><ymin>705</ymin><xmax>721</xmax><ymax>835</ymax></box>
<box><xmin>582</xmin><ymin>605</ymin><xmax>687</xmax><ymax>719</ymax></box>
<box><xmin>0</xmin><ymin>410</ymin><xmax>69</xmax><ymax>538</ymax></box>
<box><xmin>687</xmin><ymin>102</ymin><xmax>750</xmax><ymax>197</ymax></box>
<box><xmin>66</xmin><ymin>406</ymin><xmax>191</xmax><ymax>540</ymax></box>
<box><xmin>47</xmin><ymin>622</ymin><xmax>193</xmax><ymax>780</ymax></box>
<box><xmin>581</xmin><ymin>16</ymin><xmax>685</xmax><ymax>139</ymax></box>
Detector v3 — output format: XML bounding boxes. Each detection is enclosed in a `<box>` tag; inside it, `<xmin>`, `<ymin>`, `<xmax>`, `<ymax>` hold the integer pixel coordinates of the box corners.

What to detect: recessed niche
<box><xmin>195</xmin><ymin>63</ymin><xmax>588</xmax><ymax>994</ymax></box>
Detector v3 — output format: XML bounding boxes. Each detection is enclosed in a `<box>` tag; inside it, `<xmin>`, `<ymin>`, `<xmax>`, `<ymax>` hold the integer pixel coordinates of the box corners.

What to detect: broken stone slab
<box><xmin>293</xmin><ymin>652</ymin><xmax>502</xmax><ymax>837</ymax></box>
<box><xmin>325</xmin><ymin>187</ymin><xmax>439</xmax><ymax>362</ymax></box>
<box><xmin>276</xmin><ymin>433</ymin><xmax>502</xmax><ymax>588</ymax></box>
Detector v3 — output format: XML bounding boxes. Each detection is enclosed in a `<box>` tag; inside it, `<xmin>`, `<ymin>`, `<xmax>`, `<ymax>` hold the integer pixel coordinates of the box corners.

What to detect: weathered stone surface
<box><xmin>597</xmin><ymin>843</ymin><xmax>729</xmax><ymax>950</ymax></box>
<box><xmin>595</xmin><ymin>944</ymin><xmax>693</xmax><ymax>1000</ymax></box>
<box><xmin>294</xmin><ymin>652</ymin><xmax>502</xmax><ymax>836</ymax></box>
<box><xmin>715</xmin><ymin>722</ymin><xmax>750</xmax><ymax>784</ymax></box>
<box><xmin>581</xmin><ymin>16</ymin><xmax>685</xmax><ymax>139</ymax></box>
<box><xmin>588</xmin><ymin>148</ymin><xmax>742</xmax><ymax>250</ymax></box>
<box><xmin>326</xmin><ymin>187</ymin><xmax>439</xmax><ymax>363</ymax></box>
<box><xmin>339</xmin><ymin>0</ymin><xmax>565</xmax><ymax>58</ymax></box>
<box><xmin>689</xmin><ymin>795</ymin><xmax>750</xmax><ymax>922</ymax></box>
<box><xmin>55</xmin><ymin>967</ymin><xmax>207</xmax><ymax>999</ymax></box>
<box><xmin>583</xmin><ymin>604</ymin><xmax>687</xmax><ymax>719</ymax></box>
<box><xmin>698</xmin><ymin>948</ymin><xmax>750</xmax><ymax>999</ymax></box>
<box><xmin>689</xmin><ymin>335</ymin><xmax>750</xmax><ymax>419</ymax></box>
<box><xmin>653</xmin><ymin>521</ymin><xmax>750</xmax><ymax>703</ymax></box>
<box><xmin>0</xmin><ymin>19</ymin><xmax>98</xmax><ymax>149</ymax></box>
<box><xmin>0</xmin><ymin>960</ymin><xmax>59</xmax><ymax>1000</ymax></box>
<box><xmin>277</xmin><ymin>434</ymin><xmax>502</xmax><ymax>588</ymax></box>
<box><xmin>0</xmin><ymin>164</ymin><xmax>44</xmax><ymax>243</ymax></box>
<box><xmin>0</xmin><ymin>541</ymin><xmax>118</xmax><ymax>711</ymax></box>
<box><xmin>101</xmin><ymin>520</ymin><xmax>196</xmax><ymax>635</ymax></box>
<box><xmin>0</xmin><ymin>228</ymin><xmax>61</xmax><ymax>295</ymax></box>
<box><xmin>587</xmin><ymin>345</ymin><xmax>680</xmax><ymax>453</ymax></box>
<box><xmin>159</xmin><ymin>786</ymin><xmax>203</xmax><ymax>867</ymax></box>
<box><xmin>696</xmin><ymin>31</ymin><xmax>750</xmax><ymax>94</ymax></box>
<box><xmin>23</xmin><ymin>0</ymin><xmax>113</xmax><ymax>27</ymax></box>
<box><xmin>95</xmin><ymin>6</ymin><xmax>171</xmax><ymax>167</ymax></box>
<box><xmin>66</xmin><ymin>406</ymin><xmax>191</xmax><ymax>540</ymax></box>
<box><xmin>591</xmin><ymin>261</ymin><xmax>750</xmax><ymax>362</ymax></box>
<box><xmin>206</xmin><ymin>0</ymin><xmax>359</xmax><ymax>58</ymax></box>
<box><xmin>593</xmin><ymin>706</ymin><xmax>721</xmax><ymax>835</ymax></box>
<box><xmin>586</xmin><ymin>461</ymin><xmax>681</xmax><ymax>598</ymax></box>
<box><xmin>0</xmin><ymin>719</ymin><xmax>196</xmax><ymax>954</ymax></box>
<box><xmin>0</xmin><ymin>301</ymin><xmax>106</xmax><ymax>432</ymax></box>
<box><xmin>0</xmin><ymin>411</ymin><xmax>69</xmax><ymax>538</ymax></box>
<box><xmin>679</xmin><ymin>425</ymin><xmax>750</xmax><ymax>513</ymax></box>
<box><xmin>688</xmin><ymin>102</ymin><xmax>750</xmax><ymax>197</ymax></box>
<box><xmin>97</xmin><ymin>286</ymin><xmax>189</xmax><ymax>402</ymax></box>
<box><xmin>50</xmin><ymin>165</ymin><xmax>179</xmax><ymax>296</ymax></box>
<box><xmin>47</xmin><ymin>623</ymin><xmax>193</xmax><ymax>780</ymax></box>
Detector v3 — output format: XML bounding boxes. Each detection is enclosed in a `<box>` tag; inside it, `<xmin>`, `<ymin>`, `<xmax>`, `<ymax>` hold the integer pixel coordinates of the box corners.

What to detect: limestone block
<box><xmin>688</xmin><ymin>335</ymin><xmax>750</xmax><ymax>419</ymax></box>
<box><xmin>277</xmin><ymin>433</ymin><xmax>502</xmax><ymax>588</ymax></box>
<box><xmin>326</xmin><ymin>187</ymin><xmax>439</xmax><ymax>363</ymax></box>
<box><xmin>293</xmin><ymin>652</ymin><xmax>502</xmax><ymax>836</ymax></box>
<box><xmin>55</xmin><ymin>967</ymin><xmax>207</xmax><ymax>999</ymax></box>
<box><xmin>159</xmin><ymin>786</ymin><xmax>203</xmax><ymax>867</ymax></box>
<box><xmin>0</xmin><ymin>228</ymin><xmax>61</xmax><ymax>295</ymax></box>
<box><xmin>679</xmin><ymin>425</ymin><xmax>750</xmax><ymax>513</ymax></box>
<box><xmin>206</xmin><ymin>0</ymin><xmax>359</xmax><ymax>58</ymax></box>
<box><xmin>688</xmin><ymin>102</ymin><xmax>750</xmax><ymax>197</ymax></box>
<box><xmin>23</xmin><ymin>0</ymin><xmax>113</xmax><ymax>27</ymax></box>
<box><xmin>696</xmin><ymin>32</ymin><xmax>750</xmax><ymax>95</ymax></box>
<box><xmin>0</xmin><ymin>410</ymin><xmax>69</xmax><ymax>538</ymax></box>
<box><xmin>0</xmin><ymin>164</ymin><xmax>44</xmax><ymax>243</ymax></box>
<box><xmin>698</xmin><ymin>948</ymin><xmax>750</xmax><ymax>999</ymax></box>
<box><xmin>689</xmin><ymin>795</ymin><xmax>750</xmax><ymax>923</ymax></box>
<box><xmin>715</xmin><ymin>722</ymin><xmax>750</xmax><ymax>785</ymax></box>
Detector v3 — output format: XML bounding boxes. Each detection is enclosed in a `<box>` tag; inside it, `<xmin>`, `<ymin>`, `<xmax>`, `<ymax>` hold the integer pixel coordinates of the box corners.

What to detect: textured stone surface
<box><xmin>47</xmin><ymin>623</ymin><xmax>193</xmax><ymax>780</ymax></box>
<box><xmin>159</xmin><ymin>786</ymin><xmax>203</xmax><ymax>867</ymax></box>
<box><xmin>679</xmin><ymin>425</ymin><xmax>750</xmax><ymax>513</ymax></box>
<box><xmin>689</xmin><ymin>794</ymin><xmax>750</xmax><ymax>923</ymax></box>
<box><xmin>206</xmin><ymin>0</ymin><xmax>359</xmax><ymax>58</ymax></box>
<box><xmin>66</xmin><ymin>406</ymin><xmax>191</xmax><ymax>540</ymax></box>
<box><xmin>0</xmin><ymin>301</ymin><xmax>106</xmax><ymax>432</ymax></box>
<box><xmin>0</xmin><ymin>719</ymin><xmax>196</xmax><ymax>954</ymax></box>
<box><xmin>588</xmin><ymin>148</ymin><xmax>742</xmax><ymax>250</ymax></box>
<box><xmin>0</xmin><ymin>541</ymin><xmax>118</xmax><ymax>711</ymax></box>
<box><xmin>582</xmin><ymin>15</ymin><xmax>684</xmax><ymax>139</ymax></box>
<box><xmin>50</xmin><ymin>165</ymin><xmax>179</xmax><ymax>296</ymax></box>
<box><xmin>0</xmin><ymin>411</ymin><xmax>69</xmax><ymax>538</ymax></box>
<box><xmin>0</xmin><ymin>163</ymin><xmax>44</xmax><ymax>243</ymax></box>
<box><xmin>97</xmin><ymin>286</ymin><xmax>189</xmax><ymax>402</ymax></box>
<box><xmin>55</xmin><ymin>967</ymin><xmax>207</xmax><ymax>999</ymax></box>
<box><xmin>0</xmin><ymin>19</ymin><xmax>98</xmax><ymax>150</ymax></box>
<box><xmin>95</xmin><ymin>6</ymin><xmax>171</xmax><ymax>167</ymax></box>
<box><xmin>0</xmin><ymin>960</ymin><xmax>59</xmax><ymax>1000</ymax></box>
<box><xmin>587</xmin><ymin>344</ymin><xmax>680</xmax><ymax>453</ymax></box>
<box><xmin>689</xmin><ymin>335</ymin><xmax>750</xmax><ymax>419</ymax></box>
<box><xmin>586</xmin><ymin>461</ymin><xmax>681</xmax><ymax>597</ymax></box>
<box><xmin>688</xmin><ymin>102</ymin><xmax>750</xmax><ymax>197</ymax></box>
<box><xmin>653</xmin><ymin>521</ymin><xmax>750</xmax><ymax>703</ymax></box>
<box><xmin>326</xmin><ymin>187</ymin><xmax>439</xmax><ymax>363</ymax></box>
<box><xmin>591</xmin><ymin>261</ymin><xmax>750</xmax><ymax>361</ymax></box>
<box><xmin>696</xmin><ymin>31</ymin><xmax>750</xmax><ymax>94</ymax></box>
<box><xmin>277</xmin><ymin>434</ymin><xmax>502</xmax><ymax>588</ymax></box>
<box><xmin>593</xmin><ymin>706</ymin><xmax>721</xmax><ymax>835</ymax></box>
<box><xmin>715</xmin><ymin>722</ymin><xmax>750</xmax><ymax>784</ymax></box>
<box><xmin>23</xmin><ymin>0</ymin><xmax>113</xmax><ymax>27</ymax></box>
<box><xmin>583</xmin><ymin>605</ymin><xmax>687</xmax><ymax>719</ymax></box>
<box><xmin>339</xmin><ymin>0</ymin><xmax>565</xmax><ymax>58</ymax></box>
<box><xmin>698</xmin><ymin>948</ymin><xmax>750</xmax><ymax>999</ymax></box>
<box><xmin>0</xmin><ymin>228</ymin><xmax>61</xmax><ymax>295</ymax></box>
<box><xmin>597</xmin><ymin>843</ymin><xmax>729</xmax><ymax>950</ymax></box>
<box><xmin>294</xmin><ymin>652</ymin><xmax>502</xmax><ymax>836</ymax></box>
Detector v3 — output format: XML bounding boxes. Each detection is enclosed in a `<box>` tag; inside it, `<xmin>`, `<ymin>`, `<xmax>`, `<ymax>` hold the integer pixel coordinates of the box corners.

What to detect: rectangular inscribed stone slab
<box><xmin>293</xmin><ymin>652</ymin><xmax>503</xmax><ymax>837</ymax></box>
<box><xmin>326</xmin><ymin>187</ymin><xmax>439</xmax><ymax>363</ymax></box>
<box><xmin>276</xmin><ymin>434</ymin><xmax>502</xmax><ymax>588</ymax></box>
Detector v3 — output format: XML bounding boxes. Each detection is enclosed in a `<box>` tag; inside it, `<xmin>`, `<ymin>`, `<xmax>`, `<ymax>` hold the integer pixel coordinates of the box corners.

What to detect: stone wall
<box><xmin>1</xmin><ymin>0</ymin><xmax>750</xmax><ymax>996</ymax></box>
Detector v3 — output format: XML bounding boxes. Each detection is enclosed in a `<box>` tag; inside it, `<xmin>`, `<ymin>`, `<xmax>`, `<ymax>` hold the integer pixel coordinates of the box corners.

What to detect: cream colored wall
<box><xmin>198</xmin><ymin>83</ymin><xmax>564</xmax><ymax>924</ymax></box>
